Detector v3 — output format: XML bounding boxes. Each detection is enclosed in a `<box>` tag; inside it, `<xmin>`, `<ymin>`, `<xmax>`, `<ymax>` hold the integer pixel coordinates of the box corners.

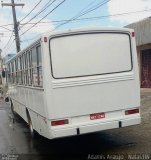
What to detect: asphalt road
<box><xmin>0</xmin><ymin>90</ymin><xmax>151</xmax><ymax>160</ymax></box>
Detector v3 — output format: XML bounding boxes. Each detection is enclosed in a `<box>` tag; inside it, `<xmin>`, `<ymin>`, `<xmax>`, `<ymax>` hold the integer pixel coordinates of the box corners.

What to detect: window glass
<box><xmin>8</xmin><ymin>63</ymin><xmax>11</xmax><ymax>72</ymax></box>
<box><xmin>29</xmin><ymin>69</ymin><xmax>32</xmax><ymax>85</ymax></box>
<box><xmin>13</xmin><ymin>60</ymin><xmax>16</xmax><ymax>83</ymax></box>
<box><xmin>11</xmin><ymin>61</ymin><xmax>15</xmax><ymax>83</ymax></box>
<box><xmin>18</xmin><ymin>71</ymin><xmax>22</xmax><ymax>84</ymax></box>
<box><xmin>15</xmin><ymin>59</ymin><xmax>18</xmax><ymax>83</ymax></box>
<box><xmin>22</xmin><ymin>54</ymin><xmax>25</xmax><ymax>70</ymax></box>
<box><xmin>32</xmin><ymin>47</ymin><xmax>37</xmax><ymax>67</ymax></box>
<box><xmin>50</xmin><ymin>33</ymin><xmax>132</xmax><ymax>78</ymax></box>
<box><xmin>31</xmin><ymin>45</ymin><xmax>43</xmax><ymax>87</ymax></box>
<box><xmin>26</xmin><ymin>52</ymin><xmax>29</xmax><ymax>68</ymax></box>
<box><xmin>33</xmin><ymin>67</ymin><xmax>38</xmax><ymax>85</ymax></box>
<box><xmin>11</xmin><ymin>62</ymin><xmax>14</xmax><ymax>73</ymax></box>
<box><xmin>19</xmin><ymin>56</ymin><xmax>23</xmax><ymax>84</ymax></box>
<box><xmin>15</xmin><ymin>72</ymin><xmax>18</xmax><ymax>84</ymax></box>
<box><xmin>19</xmin><ymin>57</ymin><xmax>22</xmax><ymax>70</ymax></box>
<box><xmin>27</xmin><ymin>69</ymin><xmax>31</xmax><ymax>85</ymax></box>
<box><xmin>18</xmin><ymin>57</ymin><xmax>20</xmax><ymax>70</ymax></box>
<box><xmin>27</xmin><ymin>51</ymin><xmax>32</xmax><ymax>85</ymax></box>
<box><xmin>29</xmin><ymin>51</ymin><xmax>32</xmax><ymax>67</ymax></box>
<box><xmin>7</xmin><ymin>63</ymin><xmax>11</xmax><ymax>83</ymax></box>
<box><xmin>37</xmin><ymin>46</ymin><xmax>42</xmax><ymax>86</ymax></box>
<box><xmin>15</xmin><ymin>59</ymin><xmax>18</xmax><ymax>71</ymax></box>
<box><xmin>37</xmin><ymin>46</ymin><xmax>42</xmax><ymax>66</ymax></box>
<box><xmin>13</xmin><ymin>61</ymin><xmax>16</xmax><ymax>72</ymax></box>
<box><xmin>6</xmin><ymin>45</ymin><xmax>42</xmax><ymax>87</ymax></box>
<box><xmin>38</xmin><ymin>66</ymin><xmax>43</xmax><ymax>86</ymax></box>
<box><xmin>22</xmin><ymin>54</ymin><xmax>25</xmax><ymax>84</ymax></box>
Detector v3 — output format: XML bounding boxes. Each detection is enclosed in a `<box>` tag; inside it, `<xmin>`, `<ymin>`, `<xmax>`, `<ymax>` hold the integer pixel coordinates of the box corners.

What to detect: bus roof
<box><xmin>6</xmin><ymin>27</ymin><xmax>133</xmax><ymax>64</ymax></box>
<box><xmin>46</xmin><ymin>27</ymin><xmax>133</xmax><ymax>38</ymax></box>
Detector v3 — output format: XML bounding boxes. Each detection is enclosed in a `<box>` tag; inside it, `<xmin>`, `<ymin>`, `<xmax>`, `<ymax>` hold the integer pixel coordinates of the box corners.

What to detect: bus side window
<box><xmin>21</xmin><ymin>55</ymin><xmax>23</xmax><ymax>84</ymax></box>
<box><xmin>37</xmin><ymin>45</ymin><xmax>43</xmax><ymax>87</ymax></box>
<box><xmin>15</xmin><ymin>59</ymin><xmax>18</xmax><ymax>84</ymax></box>
<box><xmin>7</xmin><ymin>63</ymin><xmax>11</xmax><ymax>83</ymax></box>
<box><xmin>25</xmin><ymin>51</ymin><xmax>29</xmax><ymax>85</ymax></box>
<box><xmin>11</xmin><ymin>61</ymin><xmax>14</xmax><ymax>84</ymax></box>
<box><xmin>31</xmin><ymin>45</ymin><xmax>43</xmax><ymax>87</ymax></box>
<box><xmin>2</xmin><ymin>70</ymin><xmax>5</xmax><ymax>78</ymax></box>
<box><xmin>32</xmin><ymin>47</ymin><xmax>38</xmax><ymax>86</ymax></box>
<box><xmin>28</xmin><ymin>50</ymin><xmax>32</xmax><ymax>85</ymax></box>
<box><xmin>18</xmin><ymin>56</ymin><xmax>22</xmax><ymax>84</ymax></box>
<box><xmin>23</xmin><ymin>53</ymin><xmax>26</xmax><ymax>85</ymax></box>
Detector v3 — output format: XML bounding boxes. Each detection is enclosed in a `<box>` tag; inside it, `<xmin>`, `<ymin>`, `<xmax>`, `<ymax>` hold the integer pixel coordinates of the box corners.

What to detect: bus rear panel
<box><xmin>6</xmin><ymin>28</ymin><xmax>140</xmax><ymax>139</ymax></box>
<box><xmin>46</xmin><ymin>28</ymin><xmax>140</xmax><ymax>138</ymax></box>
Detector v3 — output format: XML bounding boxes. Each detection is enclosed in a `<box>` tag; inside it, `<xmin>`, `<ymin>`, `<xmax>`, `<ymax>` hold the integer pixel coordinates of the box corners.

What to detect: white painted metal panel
<box><xmin>7</xmin><ymin>28</ymin><xmax>141</xmax><ymax>139</ymax></box>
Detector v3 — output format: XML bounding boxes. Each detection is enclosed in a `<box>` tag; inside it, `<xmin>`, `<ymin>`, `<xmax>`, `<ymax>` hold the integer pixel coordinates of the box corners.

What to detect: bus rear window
<box><xmin>50</xmin><ymin>32</ymin><xmax>132</xmax><ymax>79</ymax></box>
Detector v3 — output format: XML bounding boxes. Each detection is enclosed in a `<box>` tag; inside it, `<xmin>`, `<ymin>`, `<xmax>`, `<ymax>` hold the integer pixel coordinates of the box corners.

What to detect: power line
<box><xmin>74</xmin><ymin>0</ymin><xmax>111</xmax><ymax>18</ymax></box>
<box><xmin>20</xmin><ymin>0</ymin><xmax>108</xmax><ymax>36</ymax></box>
<box><xmin>2</xmin><ymin>39</ymin><xmax>15</xmax><ymax>57</ymax></box>
<box><xmin>2</xmin><ymin>2</ymin><xmax>151</xmax><ymax>55</ymax></box>
<box><xmin>55</xmin><ymin>8</ymin><xmax>151</xmax><ymax>23</ymax></box>
<box><xmin>0</xmin><ymin>30</ymin><xmax>12</xmax><ymax>32</ymax></box>
<box><xmin>1</xmin><ymin>7</ymin><xmax>150</xmax><ymax>46</ymax></box>
<box><xmin>2</xmin><ymin>32</ymin><xmax>13</xmax><ymax>51</ymax></box>
<box><xmin>20</xmin><ymin>29</ymin><xmax>30</xmax><ymax>45</ymax></box>
<box><xmin>72</xmin><ymin>0</ymin><xmax>98</xmax><ymax>18</ymax></box>
<box><xmin>4</xmin><ymin>7</ymin><xmax>151</xmax><ymax>53</ymax></box>
<box><xmin>53</xmin><ymin>0</ymin><xmax>111</xmax><ymax>31</ymax></box>
<box><xmin>0</xmin><ymin>0</ymin><xmax>94</xmax><ymax>29</ymax></box>
<box><xmin>20</xmin><ymin>0</ymin><xmax>42</xmax><ymax>22</ymax></box>
<box><xmin>0</xmin><ymin>24</ymin><xmax>13</xmax><ymax>27</ymax></box>
<box><xmin>0</xmin><ymin>26</ymin><xmax>13</xmax><ymax>31</ymax></box>
<box><xmin>18</xmin><ymin>8</ymin><xmax>151</xmax><ymax>26</ymax></box>
<box><xmin>19</xmin><ymin>7</ymin><xmax>151</xmax><ymax>38</ymax></box>
<box><xmin>20</xmin><ymin>0</ymin><xmax>57</xmax><ymax>29</ymax></box>
<box><xmin>1</xmin><ymin>7</ymin><xmax>151</xmax><ymax>28</ymax></box>
<box><xmin>20</xmin><ymin>0</ymin><xmax>66</xmax><ymax>36</ymax></box>
<box><xmin>25</xmin><ymin>8</ymin><xmax>151</xmax><ymax>39</ymax></box>
<box><xmin>0</xmin><ymin>30</ymin><xmax>12</xmax><ymax>33</ymax></box>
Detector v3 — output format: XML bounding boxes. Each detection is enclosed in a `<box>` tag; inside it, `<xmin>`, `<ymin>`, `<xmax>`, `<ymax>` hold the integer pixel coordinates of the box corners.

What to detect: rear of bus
<box><xmin>48</xmin><ymin>28</ymin><xmax>140</xmax><ymax>138</ymax></box>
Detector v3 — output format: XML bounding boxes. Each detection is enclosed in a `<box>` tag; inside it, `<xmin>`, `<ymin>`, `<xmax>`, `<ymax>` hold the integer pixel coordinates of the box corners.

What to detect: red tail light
<box><xmin>125</xmin><ymin>108</ymin><xmax>139</xmax><ymax>115</ymax></box>
<box><xmin>44</xmin><ymin>37</ymin><xmax>47</xmax><ymax>42</ymax></box>
<box><xmin>51</xmin><ymin>119</ymin><xmax>69</xmax><ymax>126</ymax></box>
<box><xmin>132</xmin><ymin>32</ymin><xmax>135</xmax><ymax>37</ymax></box>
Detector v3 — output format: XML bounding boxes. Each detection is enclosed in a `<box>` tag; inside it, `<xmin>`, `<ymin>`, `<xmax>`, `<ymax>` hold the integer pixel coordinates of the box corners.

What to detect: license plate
<box><xmin>90</xmin><ymin>113</ymin><xmax>105</xmax><ymax>120</ymax></box>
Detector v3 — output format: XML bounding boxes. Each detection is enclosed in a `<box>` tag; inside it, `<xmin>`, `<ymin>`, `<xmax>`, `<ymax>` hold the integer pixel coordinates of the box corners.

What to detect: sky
<box><xmin>0</xmin><ymin>0</ymin><xmax>151</xmax><ymax>57</ymax></box>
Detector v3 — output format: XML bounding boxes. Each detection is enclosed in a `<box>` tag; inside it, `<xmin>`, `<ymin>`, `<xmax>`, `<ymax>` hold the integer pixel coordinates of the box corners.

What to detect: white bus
<box><xmin>6</xmin><ymin>28</ymin><xmax>141</xmax><ymax>139</ymax></box>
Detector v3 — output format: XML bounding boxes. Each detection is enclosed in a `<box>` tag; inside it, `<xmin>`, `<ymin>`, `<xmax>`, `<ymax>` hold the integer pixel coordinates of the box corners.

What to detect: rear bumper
<box><xmin>51</xmin><ymin>116</ymin><xmax>141</xmax><ymax>138</ymax></box>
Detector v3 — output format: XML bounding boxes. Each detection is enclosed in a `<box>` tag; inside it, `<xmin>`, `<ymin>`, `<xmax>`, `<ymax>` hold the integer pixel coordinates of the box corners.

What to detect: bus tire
<box><xmin>5</xmin><ymin>97</ymin><xmax>9</xmax><ymax>102</ymax></box>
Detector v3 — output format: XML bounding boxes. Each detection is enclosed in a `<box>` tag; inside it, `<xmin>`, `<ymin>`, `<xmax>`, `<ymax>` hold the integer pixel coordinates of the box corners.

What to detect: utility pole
<box><xmin>1</xmin><ymin>0</ymin><xmax>24</xmax><ymax>53</ymax></box>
